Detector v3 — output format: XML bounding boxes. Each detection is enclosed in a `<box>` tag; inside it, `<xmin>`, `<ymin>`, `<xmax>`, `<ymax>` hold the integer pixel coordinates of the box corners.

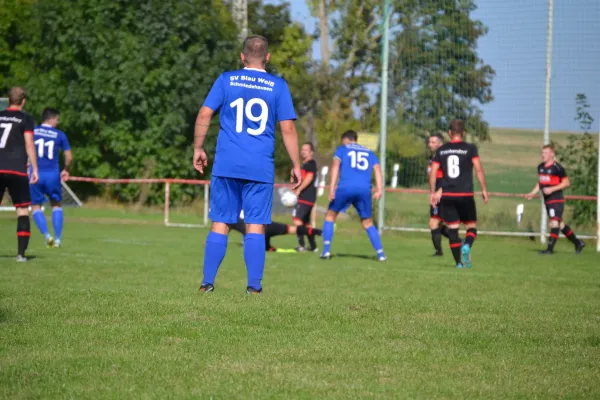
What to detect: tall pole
<box><xmin>232</xmin><ymin>0</ymin><xmax>248</xmax><ymax>41</ymax></box>
<box><xmin>596</xmin><ymin>114</ymin><xmax>600</xmax><ymax>252</ymax></box>
<box><xmin>540</xmin><ymin>0</ymin><xmax>554</xmax><ymax>244</ymax></box>
<box><xmin>377</xmin><ymin>0</ymin><xmax>391</xmax><ymax>235</ymax></box>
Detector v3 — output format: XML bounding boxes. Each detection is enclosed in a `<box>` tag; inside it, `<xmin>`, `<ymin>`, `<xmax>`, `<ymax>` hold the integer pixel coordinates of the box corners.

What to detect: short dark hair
<box><xmin>448</xmin><ymin>119</ymin><xmax>465</xmax><ymax>135</ymax></box>
<box><xmin>341</xmin><ymin>130</ymin><xmax>358</xmax><ymax>142</ymax></box>
<box><xmin>242</xmin><ymin>35</ymin><xmax>269</xmax><ymax>64</ymax></box>
<box><xmin>431</xmin><ymin>132</ymin><xmax>444</xmax><ymax>143</ymax></box>
<box><xmin>42</xmin><ymin>107</ymin><xmax>59</xmax><ymax>122</ymax></box>
<box><xmin>302</xmin><ymin>142</ymin><xmax>315</xmax><ymax>152</ymax></box>
<box><xmin>543</xmin><ymin>144</ymin><xmax>555</xmax><ymax>151</ymax></box>
<box><xmin>8</xmin><ymin>87</ymin><xmax>26</xmax><ymax>106</ymax></box>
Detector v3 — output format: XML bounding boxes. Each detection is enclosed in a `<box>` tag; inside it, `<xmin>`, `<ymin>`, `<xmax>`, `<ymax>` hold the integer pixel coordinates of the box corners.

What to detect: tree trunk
<box><xmin>318</xmin><ymin>0</ymin><xmax>329</xmax><ymax>69</ymax></box>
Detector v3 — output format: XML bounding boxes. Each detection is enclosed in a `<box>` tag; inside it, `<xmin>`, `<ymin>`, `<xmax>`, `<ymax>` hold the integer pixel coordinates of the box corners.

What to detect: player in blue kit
<box><xmin>321</xmin><ymin>130</ymin><xmax>386</xmax><ymax>261</ymax></box>
<box><xmin>193</xmin><ymin>35</ymin><xmax>302</xmax><ymax>294</ymax></box>
<box><xmin>29</xmin><ymin>108</ymin><xmax>73</xmax><ymax>248</ymax></box>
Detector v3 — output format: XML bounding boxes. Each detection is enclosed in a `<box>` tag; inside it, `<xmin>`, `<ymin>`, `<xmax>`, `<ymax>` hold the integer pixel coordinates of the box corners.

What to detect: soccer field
<box><xmin>1</xmin><ymin>212</ymin><xmax>599</xmax><ymax>399</ymax></box>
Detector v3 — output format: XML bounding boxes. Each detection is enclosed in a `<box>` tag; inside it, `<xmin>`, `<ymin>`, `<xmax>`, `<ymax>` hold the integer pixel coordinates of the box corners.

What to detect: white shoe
<box><xmin>16</xmin><ymin>255</ymin><xmax>27</xmax><ymax>262</ymax></box>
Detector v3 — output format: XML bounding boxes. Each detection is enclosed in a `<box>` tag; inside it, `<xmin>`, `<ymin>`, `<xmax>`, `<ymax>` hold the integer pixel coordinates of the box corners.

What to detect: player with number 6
<box><xmin>320</xmin><ymin>130</ymin><xmax>386</xmax><ymax>261</ymax></box>
<box><xmin>429</xmin><ymin>119</ymin><xmax>488</xmax><ymax>268</ymax></box>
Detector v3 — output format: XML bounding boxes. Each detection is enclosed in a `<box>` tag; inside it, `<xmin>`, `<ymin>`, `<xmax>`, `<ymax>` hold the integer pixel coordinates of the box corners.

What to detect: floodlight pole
<box><xmin>540</xmin><ymin>0</ymin><xmax>554</xmax><ymax>244</ymax></box>
<box><xmin>596</xmin><ymin>114</ymin><xmax>600</xmax><ymax>252</ymax></box>
<box><xmin>377</xmin><ymin>0</ymin><xmax>391</xmax><ymax>235</ymax></box>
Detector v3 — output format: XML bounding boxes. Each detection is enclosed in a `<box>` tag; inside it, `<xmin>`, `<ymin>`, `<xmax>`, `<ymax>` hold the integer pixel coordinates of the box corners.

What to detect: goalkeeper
<box><xmin>231</xmin><ymin>212</ymin><xmax>322</xmax><ymax>252</ymax></box>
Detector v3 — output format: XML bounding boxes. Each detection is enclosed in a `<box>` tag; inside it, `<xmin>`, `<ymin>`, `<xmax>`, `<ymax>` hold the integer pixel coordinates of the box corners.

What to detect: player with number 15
<box><xmin>320</xmin><ymin>130</ymin><xmax>386</xmax><ymax>261</ymax></box>
<box><xmin>193</xmin><ymin>35</ymin><xmax>302</xmax><ymax>294</ymax></box>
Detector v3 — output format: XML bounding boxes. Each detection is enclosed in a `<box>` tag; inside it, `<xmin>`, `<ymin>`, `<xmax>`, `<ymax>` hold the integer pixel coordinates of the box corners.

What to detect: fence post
<box><xmin>203</xmin><ymin>182</ymin><xmax>209</xmax><ymax>227</ymax></box>
<box><xmin>164</xmin><ymin>182</ymin><xmax>170</xmax><ymax>226</ymax></box>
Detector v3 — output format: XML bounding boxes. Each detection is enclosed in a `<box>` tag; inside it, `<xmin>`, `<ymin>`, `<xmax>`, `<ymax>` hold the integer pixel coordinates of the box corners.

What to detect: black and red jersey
<box><xmin>0</xmin><ymin>107</ymin><xmax>35</xmax><ymax>176</ymax></box>
<box><xmin>428</xmin><ymin>154</ymin><xmax>443</xmax><ymax>190</ymax></box>
<box><xmin>538</xmin><ymin>162</ymin><xmax>566</xmax><ymax>204</ymax></box>
<box><xmin>432</xmin><ymin>139</ymin><xmax>479</xmax><ymax>196</ymax></box>
<box><xmin>298</xmin><ymin>159</ymin><xmax>317</xmax><ymax>205</ymax></box>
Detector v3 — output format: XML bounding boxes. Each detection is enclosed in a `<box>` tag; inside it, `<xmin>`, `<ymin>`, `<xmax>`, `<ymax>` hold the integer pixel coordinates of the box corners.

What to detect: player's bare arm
<box><xmin>429</xmin><ymin>162</ymin><xmax>442</xmax><ymax>206</ymax></box>
<box><xmin>193</xmin><ymin>106</ymin><xmax>213</xmax><ymax>174</ymax></box>
<box><xmin>525</xmin><ymin>183</ymin><xmax>540</xmax><ymax>200</ymax></box>
<box><xmin>61</xmin><ymin>149</ymin><xmax>73</xmax><ymax>181</ymax></box>
<box><xmin>472</xmin><ymin>157</ymin><xmax>488</xmax><ymax>204</ymax></box>
<box><xmin>328</xmin><ymin>158</ymin><xmax>341</xmax><ymax>202</ymax></box>
<box><xmin>294</xmin><ymin>171</ymin><xmax>314</xmax><ymax>196</ymax></box>
<box><xmin>543</xmin><ymin>176</ymin><xmax>570</xmax><ymax>195</ymax></box>
<box><xmin>24</xmin><ymin>132</ymin><xmax>38</xmax><ymax>184</ymax></box>
<box><xmin>279</xmin><ymin>120</ymin><xmax>302</xmax><ymax>188</ymax></box>
<box><xmin>373</xmin><ymin>164</ymin><xmax>383</xmax><ymax>200</ymax></box>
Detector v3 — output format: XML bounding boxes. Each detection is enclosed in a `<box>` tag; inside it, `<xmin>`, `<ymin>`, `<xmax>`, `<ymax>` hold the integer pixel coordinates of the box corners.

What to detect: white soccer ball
<box><xmin>281</xmin><ymin>191</ymin><xmax>298</xmax><ymax>207</ymax></box>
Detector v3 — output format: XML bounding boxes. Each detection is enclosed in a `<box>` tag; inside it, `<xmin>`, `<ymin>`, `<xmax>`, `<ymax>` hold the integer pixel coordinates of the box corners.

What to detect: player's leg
<box><xmin>429</xmin><ymin>205</ymin><xmax>444</xmax><ymax>256</ymax></box>
<box><xmin>541</xmin><ymin>204</ymin><xmax>561</xmax><ymax>254</ymax></box>
<box><xmin>303</xmin><ymin>206</ymin><xmax>318</xmax><ymax>252</ymax></box>
<box><xmin>48</xmin><ymin>174</ymin><xmax>64</xmax><ymax>247</ymax></box>
<box><xmin>200</xmin><ymin>177</ymin><xmax>241</xmax><ymax>292</ymax></box>
<box><xmin>264</xmin><ymin>222</ymin><xmax>289</xmax><ymax>251</ymax></box>
<box><xmin>557</xmin><ymin>205</ymin><xmax>585</xmax><ymax>253</ymax></box>
<box><xmin>321</xmin><ymin>190</ymin><xmax>347</xmax><ymax>259</ymax></box>
<box><xmin>7</xmin><ymin>175</ymin><xmax>32</xmax><ymax>261</ymax></box>
<box><xmin>242</xmin><ymin>181</ymin><xmax>273</xmax><ymax>293</ymax></box>
<box><xmin>292</xmin><ymin>204</ymin><xmax>306</xmax><ymax>250</ymax></box>
<box><xmin>29</xmin><ymin>176</ymin><xmax>53</xmax><ymax>245</ymax></box>
<box><xmin>440</xmin><ymin>198</ymin><xmax>462</xmax><ymax>267</ymax></box>
<box><xmin>354</xmin><ymin>192</ymin><xmax>386</xmax><ymax>261</ymax></box>
<box><xmin>459</xmin><ymin>198</ymin><xmax>477</xmax><ymax>268</ymax></box>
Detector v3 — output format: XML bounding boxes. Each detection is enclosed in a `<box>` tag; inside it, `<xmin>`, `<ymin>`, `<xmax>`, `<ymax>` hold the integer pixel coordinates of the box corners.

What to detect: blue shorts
<box><xmin>30</xmin><ymin>172</ymin><xmax>62</xmax><ymax>205</ymax></box>
<box><xmin>209</xmin><ymin>176</ymin><xmax>273</xmax><ymax>225</ymax></box>
<box><xmin>329</xmin><ymin>188</ymin><xmax>372</xmax><ymax>219</ymax></box>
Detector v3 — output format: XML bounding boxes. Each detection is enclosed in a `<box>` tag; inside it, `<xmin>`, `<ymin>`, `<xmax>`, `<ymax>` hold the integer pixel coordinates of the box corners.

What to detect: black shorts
<box><xmin>440</xmin><ymin>196</ymin><xmax>477</xmax><ymax>225</ymax></box>
<box><xmin>0</xmin><ymin>173</ymin><xmax>31</xmax><ymax>208</ymax></box>
<box><xmin>293</xmin><ymin>202</ymin><xmax>313</xmax><ymax>225</ymax></box>
<box><xmin>545</xmin><ymin>202</ymin><xmax>564</xmax><ymax>221</ymax></box>
<box><xmin>430</xmin><ymin>204</ymin><xmax>442</xmax><ymax>220</ymax></box>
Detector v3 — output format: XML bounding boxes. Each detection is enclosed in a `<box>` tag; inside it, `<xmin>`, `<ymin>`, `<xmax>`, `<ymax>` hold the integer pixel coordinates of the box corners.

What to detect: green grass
<box><xmin>1</xmin><ymin>210</ymin><xmax>599</xmax><ymax>399</ymax></box>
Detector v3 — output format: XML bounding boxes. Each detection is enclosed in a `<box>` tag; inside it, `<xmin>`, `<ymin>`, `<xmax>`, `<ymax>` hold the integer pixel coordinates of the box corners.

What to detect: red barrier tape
<box><xmin>68</xmin><ymin>177</ymin><xmax>597</xmax><ymax>201</ymax></box>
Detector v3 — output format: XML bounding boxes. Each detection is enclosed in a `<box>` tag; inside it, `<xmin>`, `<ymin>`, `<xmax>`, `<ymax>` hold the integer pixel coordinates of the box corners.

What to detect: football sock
<box><xmin>366</xmin><ymin>226</ymin><xmax>385</xmax><ymax>258</ymax></box>
<box><xmin>322</xmin><ymin>220</ymin><xmax>335</xmax><ymax>254</ymax></box>
<box><xmin>464</xmin><ymin>228</ymin><xmax>477</xmax><ymax>248</ymax></box>
<box><xmin>52</xmin><ymin>207</ymin><xmax>64</xmax><ymax>241</ymax></box>
<box><xmin>202</xmin><ymin>231</ymin><xmax>228</xmax><ymax>285</ymax></box>
<box><xmin>307</xmin><ymin>231</ymin><xmax>317</xmax><ymax>249</ymax></box>
<box><xmin>297</xmin><ymin>232</ymin><xmax>306</xmax><ymax>247</ymax></box>
<box><xmin>431</xmin><ymin>228</ymin><xmax>443</xmax><ymax>253</ymax></box>
<box><xmin>561</xmin><ymin>225</ymin><xmax>579</xmax><ymax>245</ymax></box>
<box><xmin>244</xmin><ymin>233</ymin><xmax>265</xmax><ymax>290</ymax></box>
<box><xmin>440</xmin><ymin>224</ymin><xmax>449</xmax><ymax>238</ymax></box>
<box><xmin>448</xmin><ymin>228</ymin><xmax>462</xmax><ymax>264</ymax></box>
<box><xmin>17</xmin><ymin>216</ymin><xmax>31</xmax><ymax>257</ymax></box>
<box><xmin>32</xmin><ymin>209</ymin><xmax>49</xmax><ymax>238</ymax></box>
<box><xmin>548</xmin><ymin>228</ymin><xmax>560</xmax><ymax>251</ymax></box>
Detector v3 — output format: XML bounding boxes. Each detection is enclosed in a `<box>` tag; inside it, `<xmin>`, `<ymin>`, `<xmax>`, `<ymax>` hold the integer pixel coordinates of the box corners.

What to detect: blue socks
<box><xmin>322</xmin><ymin>220</ymin><xmax>335</xmax><ymax>254</ymax></box>
<box><xmin>366</xmin><ymin>225</ymin><xmax>385</xmax><ymax>257</ymax></box>
<box><xmin>244</xmin><ymin>233</ymin><xmax>265</xmax><ymax>290</ymax></box>
<box><xmin>202</xmin><ymin>232</ymin><xmax>228</xmax><ymax>285</ymax></box>
<box><xmin>32</xmin><ymin>209</ymin><xmax>50</xmax><ymax>238</ymax></box>
<box><xmin>52</xmin><ymin>207</ymin><xmax>64</xmax><ymax>241</ymax></box>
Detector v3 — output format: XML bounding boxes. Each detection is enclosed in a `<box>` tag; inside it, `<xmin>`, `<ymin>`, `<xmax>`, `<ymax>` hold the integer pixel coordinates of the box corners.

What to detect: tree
<box><xmin>556</xmin><ymin>94</ymin><xmax>598</xmax><ymax>226</ymax></box>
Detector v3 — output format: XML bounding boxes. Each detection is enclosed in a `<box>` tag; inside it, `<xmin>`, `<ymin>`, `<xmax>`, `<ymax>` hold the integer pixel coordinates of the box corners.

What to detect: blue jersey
<box><xmin>203</xmin><ymin>68</ymin><xmax>297</xmax><ymax>184</ymax></box>
<box><xmin>33</xmin><ymin>125</ymin><xmax>71</xmax><ymax>172</ymax></box>
<box><xmin>334</xmin><ymin>143</ymin><xmax>379</xmax><ymax>191</ymax></box>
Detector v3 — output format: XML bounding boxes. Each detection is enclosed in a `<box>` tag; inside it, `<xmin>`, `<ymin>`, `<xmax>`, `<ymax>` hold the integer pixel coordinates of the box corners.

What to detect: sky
<box><xmin>279</xmin><ymin>0</ymin><xmax>600</xmax><ymax>132</ymax></box>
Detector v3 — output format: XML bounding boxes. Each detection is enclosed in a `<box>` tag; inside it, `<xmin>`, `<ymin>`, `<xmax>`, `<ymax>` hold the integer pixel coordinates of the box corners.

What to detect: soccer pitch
<box><xmin>1</xmin><ymin>212</ymin><xmax>599</xmax><ymax>399</ymax></box>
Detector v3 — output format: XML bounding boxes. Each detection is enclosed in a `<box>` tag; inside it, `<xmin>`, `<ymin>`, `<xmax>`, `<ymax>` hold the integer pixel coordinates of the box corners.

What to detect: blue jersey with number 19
<box><xmin>334</xmin><ymin>143</ymin><xmax>379</xmax><ymax>190</ymax></box>
<box><xmin>203</xmin><ymin>68</ymin><xmax>296</xmax><ymax>184</ymax></box>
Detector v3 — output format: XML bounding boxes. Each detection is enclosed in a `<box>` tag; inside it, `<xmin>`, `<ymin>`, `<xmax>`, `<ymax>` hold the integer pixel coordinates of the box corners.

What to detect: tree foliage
<box><xmin>556</xmin><ymin>94</ymin><xmax>598</xmax><ymax>226</ymax></box>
